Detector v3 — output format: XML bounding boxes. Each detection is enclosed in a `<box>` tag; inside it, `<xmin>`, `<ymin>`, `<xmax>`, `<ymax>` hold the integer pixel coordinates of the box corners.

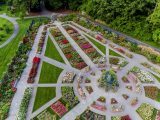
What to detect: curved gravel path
<box><xmin>0</xmin><ymin>14</ymin><xmax>19</xmax><ymax>48</ymax></box>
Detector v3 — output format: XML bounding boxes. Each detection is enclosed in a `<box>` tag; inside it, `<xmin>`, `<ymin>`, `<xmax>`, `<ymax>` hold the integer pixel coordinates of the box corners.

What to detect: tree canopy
<box><xmin>81</xmin><ymin>0</ymin><xmax>160</xmax><ymax>45</ymax></box>
<box><xmin>2</xmin><ymin>0</ymin><xmax>160</xmax><ymax>45</ymax></box>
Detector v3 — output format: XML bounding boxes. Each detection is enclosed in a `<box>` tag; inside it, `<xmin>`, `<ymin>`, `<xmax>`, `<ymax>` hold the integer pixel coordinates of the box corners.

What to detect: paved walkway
<box><xmin>0</xmin><ymin>14</ymin><xmax>19</xmax><ymax>48</ymax></box>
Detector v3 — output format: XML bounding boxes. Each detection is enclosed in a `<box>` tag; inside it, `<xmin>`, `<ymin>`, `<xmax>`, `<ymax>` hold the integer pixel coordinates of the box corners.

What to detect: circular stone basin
<box><xmin>98</xmin><ymin>70</ymin><xmax>119</xmax><ymax>92</ymax></box>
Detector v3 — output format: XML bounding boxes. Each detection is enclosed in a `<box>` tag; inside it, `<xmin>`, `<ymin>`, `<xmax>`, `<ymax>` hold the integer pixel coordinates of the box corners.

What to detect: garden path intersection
<box><xmin>7</xmin><ymin>20</ymin><xmax>160</xmax><ymax>120</ymax></box>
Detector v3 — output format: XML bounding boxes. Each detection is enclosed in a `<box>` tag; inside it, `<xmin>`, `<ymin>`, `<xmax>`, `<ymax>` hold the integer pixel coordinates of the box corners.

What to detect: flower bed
<box><xmin>37</xmin><ymin>26</ymin><xmax>47</xmax><ymax>54</ymax></box>
<box><xmin>111</xmin><ymin>116</ymin><xmax>121</xmax><ymax>120</ymax></box>
<box><xmin>85</xmin><ymin>86</ymin><xmax>93</xmax><ymax>94</ymax></box>
<box><xmin>32</xmin><ymin>107</ymin><xmax>59</xmax><ymax>120</ymax></box>
<box><xmin>61</xmin><ymin>87</ymin><xmax>79</xmax><ymax>109</ymax></box>
<box><xmin>122</xmin><ymin>94</ymin><xmax>129</xmax><ymax>100</ymax></box>
<box><xmin>136</xmin><ymin>103</ymin><xmax>155</xmax><ymax>120</ymax></box>
<box><xmin>141</xmin><ymin>62</ymin><xmax>160</xmax><ymax>75</ymax></box>
<box><xmin>27</xmin><ymin>57</ymin><xmax>41</xmax><ymax>83</ymax></box>
<box><xmin>36</xmin><ymin>110</ymin><xmax>55</xmax><ymax>120</ymax></box>
<box><xmin>85</xmin><ymin>78</ymin><xmax>91</xmax><ymax>83</ymax></box>
<box><xmin>69</xmin><ymin>20</ymin><xmax>107</xmax><ymax>44</ymax></box>
<box><xmin>81</xmin><ymin>43</ymin><xmax>92</xmax><ymax>49</ymax></box>
<box><xmin>62</xmin><ymin>72</ymin><xmax>76</xmax><ymax>83</ymax></box>
<box><xmin>76</xmin><ymin>109</ymin><xmax>106</xmax><ymax>120</ymax></box>
<box><xmin>61</xmin><ymin>39</ymin><xmax>69</xmax><ymax>44</ymax></box>
<box><xmin>126</xmin><ymin>72</ymin><xmax>138</xmax><ymax>83</ymax></box>
<box><xmin>70</xmin><ymin>21</ymin><xmax>107</xmax><ymax>44</ymax></box>
<box><xmin>91</xmin><ymin>102</ymin><xmax>107</xmax><ymax>111</ymax></box>
<box><xmin>111</xmin><ymin>104</ymin><xmax>124</xmax><ymax>112</ymax></box>
<box><xmin>50</xmin><ymin>28</ymin><xmax>87</xmax><ymax>70</ymax></box>
<box><xmin>156</xmin><ymin>111</ymin><xmax>160</xmax><ymax>120</ymax></box>
<box><xmin>110</xmin><ymin>57</ymin><xmax>128</xmax><ymax>68</ymax></box>
<box><xmin>96</xmin><ymin>35</ymin><xmax>103</xmax><ymax>40</ymax></box>
<box><xmin>97</xmin><ymin>96</ymin><xmax>106</xmax><ymax>103</ymax></box>
<box><xmin>144</xmin><ymin>86</ymin><xmax>160</xmax><ymax>102</ymax></box>
<box><xmin>64</xmin><ymin>26</ymin><xmax>102</xmax><ymax>63</ymax></box>
<box><xmin>17</xmin><ymin>88</ymin><xmax>32</xmax><ymax>120</ymax></box>
<box><xmin>138</xmin><ymin>45</ymin><xmax>160</xmax><ymax>64</ymax></box>
<box><xmin>50</xmin><ymin>101</ymin><xmax>68</xmax><ymax>117</ymax></box>
<box><xmin>129</xmin><ymin>67</ymin><xmax>155</xmax><ymax>83</ymax></box>
<box><xmin>122</xmin><ymin>76</ymin><xmax>130</xmax><ymax>83</ymax></box>
<box><xmin>111</xmin><ymin>115</ymin><xmax>131</xmax><ymax>120</ymax></box>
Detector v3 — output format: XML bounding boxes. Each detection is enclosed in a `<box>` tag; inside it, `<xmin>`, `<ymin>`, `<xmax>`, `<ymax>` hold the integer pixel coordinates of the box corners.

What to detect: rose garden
<box><xmin>0</xmin><ymin>13</ymin><xmax>160</xmax><ymax>120</ymax></box>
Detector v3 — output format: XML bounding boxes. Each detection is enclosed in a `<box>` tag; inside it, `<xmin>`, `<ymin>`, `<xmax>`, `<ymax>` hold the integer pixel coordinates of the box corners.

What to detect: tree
<box><xmin>44</xmin><ymin>0</ymin><xmax>63</xmax><ymax>10</ymax></box>
<box><xmin>147</xmin><ymin>1</ymin><xmax>160</xmax><ymax>43</ymax></box>
<box><xmin>152</xmin><ymin>29</ymin><xmax>160</xmax><ymax>43</ymax></box>
<box><xmin>148</xmin><ymin>2</ymin><xmax>160</xmax><ymax>27</ymax></box>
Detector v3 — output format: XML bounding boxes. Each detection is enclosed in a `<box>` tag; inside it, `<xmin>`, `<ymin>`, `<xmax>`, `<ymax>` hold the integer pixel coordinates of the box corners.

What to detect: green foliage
<box><xmin>80</xmin><ymin>0</ymin><xmax>160</xmax><ymax>47</ymax></box>
<box><xmin>68</xmin><ymin>0</ymin><xmax>83</xmax><ymax>10</ymax></box>
<box><xmin>33</xmin><ymin>87</ymin><xmax>56</xmax><ymax>112</ymax></box>
<box><xmin>44</xmin><ymin>0</ymin><xmax>83</xmax><ymax>10</ymax></box>
<box><xmin>4</xmin><ymin>0</ymin><xmax>82</xmax><ymax>13</ymax></box>
<box><xmin>152</xmin><ymin>29</ymin><xmax>160</xmax><ymax>43</ymax></box>
<box><xmin>58</xmin><ymin>14</ymin><xmax>77</xmax><ymax>22</ymax></box>
<box><xmin>39</xmin><ymin>62</ymin><xmax>63</xmax><ymax>83</ymax></box>
<box><xmin>109</xmin><ymin>49</ymin><xmax>123</xmax><ymax>57</ymax></box>
<box><xmin>17</xmin><ymin>88</ymin><xmax>32</xmax><ymax>120</ymax></box>
<box><xmin>61</xmin><ymin>86</ymin><xmax>79</xmax><ymax>109</ymax></box>
<box><xmin>45</xmin><ymin>37</ymin><xmax>65</xmax><ymax>63</ymax></box>
<box><xmin>81</xmin><ymin>0</ymin><xmax>155</xmax><ymax>21</ymax></box>
<box><xmin>148</xmin><ymin>2</ymin><xmax>160</xmax><ymax>26</ymax></box>
<box><xmin>0</xmin><ymin>17</ymin><xmax>14</xmax><ymax>45</ymax></box>
<box><xmin>44</xmin><ymin>0</ymin><xmax>63</xmax><ymax>10</ymax></box>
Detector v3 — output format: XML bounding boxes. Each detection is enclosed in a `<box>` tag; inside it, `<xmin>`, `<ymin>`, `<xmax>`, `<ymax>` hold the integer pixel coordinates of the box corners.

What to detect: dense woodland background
<box><xmin>0</xmin><ymin>0</ymin><xmax>160</xmax><ymax>47</ymax></box>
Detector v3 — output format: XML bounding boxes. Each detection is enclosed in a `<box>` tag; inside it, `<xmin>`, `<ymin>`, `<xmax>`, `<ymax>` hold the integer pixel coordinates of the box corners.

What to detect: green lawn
<box><xmin>33</xmin><ymin>87</ymin><xmax>56</xmax><ymax>112</ymax></box>
<box><xmin>85</xmin><ymin>35</ymin><xmax>106</xmax><ymax>54</ymax></box>
<box><xmin>0</xmin><ymin>17</ymin><xmax>49</xmax><ymax>79</ymax></box>
<box><xmin>109</xmin><ymin>49</ymin><xmax>123</xmax><ymax>57</ymax></box>
<box><xmin>39</xmin><ymin>62</ymin><xmax>63</xmax><ymax>83</ymax></box>
<box><xmin>0</xmin><ymin>17</ymin><xmax>14</xmax><ymax>45</ymax></box>
<box><xmin>0</xmin><ymin>19</ymin><xmax>31</xmax><ymax>79</ymax></box>
<box><xmin>45</xmin><ymin>37</ymin><xmax>65</xmax><ymax>63</ymax></box>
